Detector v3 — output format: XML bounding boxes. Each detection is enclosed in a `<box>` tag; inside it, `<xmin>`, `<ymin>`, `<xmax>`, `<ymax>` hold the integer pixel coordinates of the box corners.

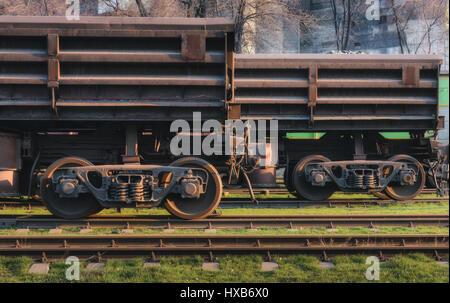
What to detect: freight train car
<box><xmin>0</xmin><ymin>16</ymin><xmax>448</xmax><ymax>220</ymax></box>
<box><xmin>0</xmin><ymin>16</ymin><xmax>235</xmax><ymax>219</ymax></box>
<box><xmin>234</xmin><ymin>54</ymin><xmax>448</xmax><ymax>200</ymax></box>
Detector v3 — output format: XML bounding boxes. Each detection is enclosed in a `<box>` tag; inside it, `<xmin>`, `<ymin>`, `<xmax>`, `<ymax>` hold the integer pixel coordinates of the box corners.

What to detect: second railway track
<box><xmin>0</xmin><ymin>196</ymin><xmax>448</xmax><ymax>210</ymax></box>
<box><xmin>1</xmin><ymin>214</ymin><xmax>448</xmax><ymax>230</ymax></box>
<box><xmin>0</xmin><ymin>234</ymin><xmax>447</xmax><ymax>260</ymax></box>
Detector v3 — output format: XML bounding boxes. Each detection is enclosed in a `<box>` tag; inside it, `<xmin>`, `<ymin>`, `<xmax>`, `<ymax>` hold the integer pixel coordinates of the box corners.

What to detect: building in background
<box><xmin>257</xmin><ymin>0</ymin><xmax>448</xmax><ymax>72</ymax></box>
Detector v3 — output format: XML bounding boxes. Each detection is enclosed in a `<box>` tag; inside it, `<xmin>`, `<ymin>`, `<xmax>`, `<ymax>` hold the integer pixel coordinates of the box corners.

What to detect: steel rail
<box><xmin>0</xmin><ymin>214</ymin><xmax>448</xmax><ymax>230</ymax></box>
<box><xmin>224</xmin><ymin>187</ymin><xmax>439</xmax><ymax>195</ymax></box>
<box><xmin>219</xmin><ymin>197</ymin><xmax>448</xmax><ymax>208</ymax></box>
<box><xmin>0</xmin><ymin>234</ymin><xmax>447</xmax><ymax>260</ymax></box>
<box><xmin>0</xmin><ymin>197</ymin><xmax>447</xmax><ymax>210</ymax></box>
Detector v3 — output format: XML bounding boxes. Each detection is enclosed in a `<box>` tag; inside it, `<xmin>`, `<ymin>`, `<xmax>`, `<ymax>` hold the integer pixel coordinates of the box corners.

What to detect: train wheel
<box><xmin>164</xmin><ymin>157</ymin><xmax>222</xmax><ymax>219</ymax></box>
<box><xmin>384</xmin><ymin>155</ymin><xmax>425</xmax><ymax>200</ymax></box>
<box><xmin>283</xmin><ymin>166</ymin><xmax>304</xmax><ymax>199</ymax></box>
<box><xmin>292</xmin><ymin>155</ymin><xmax>336</xmax><ymax>201</ymax></box>
<box><xmin>40</xmin><ymin>157</ymin><xmax>103</xmax><ymax>219</ymax></box>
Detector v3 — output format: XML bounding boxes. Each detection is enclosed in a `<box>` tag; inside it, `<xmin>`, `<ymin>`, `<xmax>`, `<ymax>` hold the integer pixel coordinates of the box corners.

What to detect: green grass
<box><xmin>0</xmin><ymin>253</ymin><xmax>447</xmax><ymax>283</ymax></box>
<box><xmin>1</xmin><ymin>201</ymin><xmax>448</xmax><ymax>217</ymax></box>
<box><xmin>0</xmin><ymin>225</ymin><xmax>447</xmax><ymax>236</ymax></box>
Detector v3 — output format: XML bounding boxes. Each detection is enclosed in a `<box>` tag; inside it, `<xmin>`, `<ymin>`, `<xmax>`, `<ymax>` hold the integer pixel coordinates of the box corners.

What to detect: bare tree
<box><xmin>213</xmin><ymin>0</ymin><xmax>317</xmax><ymax>53</ymax></box>
<box><xmin>135</xmin><ymin>0</ymin><xmax>148</xmax><ymax>16</ymax></box>
<box><xmin>179</xmin><ymin>0</ymin><xmax>207</xmax><ymax>17</ymax></box>
<box><xmin>81</xmin><ymin>0</ymin><xmax>98</xmax><ymax>15</ymax></box>
<box><xmin>330</xmin><ymin>0</ymin><xmax>365</xmax><ymax>52</ymax></box>
<box><xmin>0</xmin><ymin>0</ymin><xmax>98</xmax><ymax>16</ymax></box>
<box><xmin>390</xmin><ymin>0</ymin><xmax>448</xmax><ymax>54</ymax></box>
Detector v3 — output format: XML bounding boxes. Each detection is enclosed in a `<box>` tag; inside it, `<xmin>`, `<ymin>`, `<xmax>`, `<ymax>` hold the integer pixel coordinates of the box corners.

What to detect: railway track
<box><xmin>1</xmin><ymin>196</ymin><xmax>447</xmax><ymax>210</ymax></box>
<box><xmin>219</xmin><ymin>197</ymin><xmax>448</xmax><ymax>208</ymax></box>
<box><xmin>0</xmin><ymin>234</ymin><xmax>447</xmax><ymax>261</ymax></box>
<box><xmin>224</xmin><ymin>187</ymin><xmax>439</xmax><ymax>196</ymax></box>
<box><xmin>0</xmin><ymin>214</ymin><xmax>448</xmax><ymax>230</ymax></box>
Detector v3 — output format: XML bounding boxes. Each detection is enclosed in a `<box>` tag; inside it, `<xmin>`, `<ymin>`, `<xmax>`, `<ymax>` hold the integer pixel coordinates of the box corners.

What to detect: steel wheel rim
<box><xmin>40</xmin><ymin>157</ymin><xmax>103</xmax><ymax>219</ymax></box>
<box><xmin>384</xmin><ymin>155</ymin><xmax>425</xmax><ymax>200</ymax></box>
<box><xmin>284</xmin><ymin>165</ymin><xmax>305</xmax><ymax>199</ymax></box>
<box><xmin>292</xmin><ymin>155</ymin><xmax>336</xmax><ymax>201</ymax></box>
<box><xmin>164</xmin><ymin>157</ymin><xmax>222</xmax><ymax>219</ymax></box>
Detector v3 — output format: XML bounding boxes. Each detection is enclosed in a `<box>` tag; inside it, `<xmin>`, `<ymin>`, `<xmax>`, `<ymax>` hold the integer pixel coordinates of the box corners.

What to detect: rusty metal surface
<box><xmin>1</xmin><ymin>214</ymin><xmax>448</xmax><ymax>230</ymax></box>
<box><xmin>235</xmin><ymin>54</ymin><xmax>442</xmax><ymax>67</ymax></box>
<box><xmin>234</xmin><ymin>54</ymin><xmax>441</xmax><ymax>131</ymax></box>
<box><xmin>0</xmin><ymin>133</ymin><xmax>19</xmax><ymax>170</ymax></box>
<box><xmin>0</xmin><ymin>17</ymin><xmax>442</xmax><ymax>129</ymax></box>
<box><xmin>0</xmin><ymin>133</ymin><xmax>20</xmax><ymax>195</ymax></box>
<box><xmin>0</xmin><ymin>16</ymin><xmax>232</xmax><ymax>122</ymax></box>
<box><xmin>0</xmin><ymin>16</ymin><xmax>235</xmax><ymax>36</ymax></box>
<box><xmin>0</xmin><ymin>234</ymin><xmax>447</xmax><ymax>260</ymax></box>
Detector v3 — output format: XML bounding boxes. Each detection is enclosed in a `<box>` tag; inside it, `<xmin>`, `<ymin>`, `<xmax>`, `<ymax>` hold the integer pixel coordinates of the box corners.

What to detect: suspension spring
<box><xmin>348</xmin><ymin>174</ymin><xmax>364</xmax><ymax>189</ymax></box>
<box><xmin>129</xmin><ymin>183</ymin><xmax>144</xmax><ymax>201</ymax></box>
<box><xmin>113</xmin><ymin>183</ymin><xmax>129</xmax><ymax>201</ymax></box>
<box><xmin>363</xmin><ymin>174</ymin><xmax>377</xmax><ymax>188</ymax></box>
